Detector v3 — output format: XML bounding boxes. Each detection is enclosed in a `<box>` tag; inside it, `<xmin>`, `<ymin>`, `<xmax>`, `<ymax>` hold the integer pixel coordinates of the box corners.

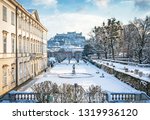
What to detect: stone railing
<box><xmin>9</xmin><ymin>93</ymin><xmax>38</xmax><ymax>102</ymax></box>
<box><xmin>4</xmin><ymin>92</ymin><xmax>106</xmax><ymax>103</ymax></box>
<box><xmin>106</xmin><ymin>92</ymin><xmax>150</xmax><ymax>103</ymax></box>
<box><xmin>1</xmin><ymin>91</ymin><xmax>150</xmax><ymax>103</ymax></box>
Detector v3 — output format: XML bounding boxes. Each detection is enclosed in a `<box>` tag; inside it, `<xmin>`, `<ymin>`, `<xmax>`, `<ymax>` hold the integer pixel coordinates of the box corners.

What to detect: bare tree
<box><xmin>130</xmin><ymin>16</ymin><xmax>150</xmax><ymax>63</ymax></box>
<box><xmin>104</xmin><ymin>18</ymin><xmax>122</xmax><ymax>60</ymax></box>
<box><xmin>31</xmin><ymin>81</ymin><xmax>106</xmax><ymax>103</ymax></box>
<box><xmin>91</xmin><ymin>18</ymin><xmax>122</xmax><ymax>60</ymax></box>
<box><xmin>122</xmin><ymin>24</ymin><xmax>137</xmax><ymax>60</ymax></box>
<box><xmin>87</xmin><ymin>85</ymin><xmax>106</xmax><ymax>103</ymax></box>
<box><xmin>31</xmin><ymin>81</ymin><xmax>60</xmax><ymax>103</ymax></box>
<box><xmin>92</xmin><ymin>25</ymin><xmax>109</xmax><ymax>59</ymax></box>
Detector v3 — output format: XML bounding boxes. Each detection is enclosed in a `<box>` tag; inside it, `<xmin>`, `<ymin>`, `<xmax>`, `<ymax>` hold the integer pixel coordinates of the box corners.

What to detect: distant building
<box><xmin>0</xmin><ymin>0</ymin><xmax>48</xmax><ymax>96</ymax></box>
<box><xmin>47</xmin><ymin>32</ymin><xmax>85</xmax><ymax>63</ymax></box>
<box><xmin>48</xmin><ymin>32</ymin><xmax>85</xmax><ymax>48</ymax></box>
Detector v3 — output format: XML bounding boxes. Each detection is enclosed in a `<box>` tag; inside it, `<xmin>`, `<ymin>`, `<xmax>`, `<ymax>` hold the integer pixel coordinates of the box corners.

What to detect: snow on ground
<box><xmin>17</xmin><ymin>59</ymin><xmax>141</xmax><ymax>93</ymax></box>
<box><xmin>93</xmin><ymin>59</ymin><xmax>150</xmax><ymax>82</ymax></box>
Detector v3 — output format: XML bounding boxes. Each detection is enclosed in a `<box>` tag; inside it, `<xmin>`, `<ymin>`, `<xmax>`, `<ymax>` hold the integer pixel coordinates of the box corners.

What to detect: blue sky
<box><xmin>17</xmin><ymin>0</ymin><xmax>150</xmax><ymax>39</ymax></box>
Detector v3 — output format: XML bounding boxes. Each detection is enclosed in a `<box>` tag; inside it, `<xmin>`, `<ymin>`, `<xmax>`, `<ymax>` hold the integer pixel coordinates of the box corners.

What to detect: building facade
<box><xmin>0</xmin><ymin>0</ymin><xmax>48</xmax><ymax>96</ymax></box>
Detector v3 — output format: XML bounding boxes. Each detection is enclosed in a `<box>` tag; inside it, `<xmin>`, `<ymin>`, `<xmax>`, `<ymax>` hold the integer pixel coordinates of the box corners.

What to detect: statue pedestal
<box><xmin>72</xmin><ymin>69</ymin><xmax>76</xmax><ymax>74</ymax></box>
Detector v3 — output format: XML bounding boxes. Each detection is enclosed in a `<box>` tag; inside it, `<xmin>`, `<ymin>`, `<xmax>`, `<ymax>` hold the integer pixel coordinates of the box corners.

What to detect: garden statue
<box><xmin>72</xmin><ymin>64</ymin><xmax>76</xmax><ymax>74</ymax></box>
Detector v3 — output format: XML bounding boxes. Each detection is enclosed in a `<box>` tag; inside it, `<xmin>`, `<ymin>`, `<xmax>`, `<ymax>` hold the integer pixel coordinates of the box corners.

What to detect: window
<box><xmin>11</xmin><ymin>64</ymin><xmax>15</xmax><ymax>83</ymax></box>
<box><xmin>27</xmin><ymin>38</ymin><xmax>29</xmax><ymax>53</ymax></box>
<box><xmin>22</xmin><ymin>17</ymin><xmax>25</xmax><ymax>30</ymax></box>
<box><xmin>32</xmin><ymin>64</ymin><xmax>34</xmax><ymax>74</ymax></box>
<box><xmin>18</xmin><ymin>17</ymin><xmax>21</xmax><ymax>28</ymax></box>
<box><xmin>19</xmin><ymin>63</ymin><xmax>23</xmax><ymax>80</ymax></box>
<box><xmin>3</xmin><ymin>33</ymin><xmax>7</xmax><ymax>53</ymax></box>
<box><xmin>11</xmin><ymin>34</ymin><xmax>15</xmax><ymax>53</ymax></box>
<box><xmin>23</xmin><ymin>37</ymin><xmax>26</xmax><ymax>53</ymax></box>
<box><xmin>31</xmin><ymin>43</ymin><xmax>33</xmax><ymax>53</ymax></box>
<box><xmin>19</xmin><ymin>40</ymin><xmax>21</xmax><ymax>53</ymax></box>
<box><xmin>3</xmin><ymin>6</ymin><xmax>7</xmax><ymax>22</ymax></box>
<box><xmin>18</xmin><ymin>36</ymin><xmax>22</xmax><ymax>53</ymax></box>
<box><xmin>11</xmin><ymin>12</ymin><xmax>15</xmax><ymax>25</ymax></box>
<box><xmin>24</xmin><ymin>62</ymin><xmax>26</xmax><ymax>78</ymax></box>
<box><xmin>3</xmin><ymin>65</ymin><xmax>8</xmax><ymax>87</ymax></box>
<box><xmin>33</xmin><ymin>42</ymin><xmax>35</xmax><ymax>53</ymax></box>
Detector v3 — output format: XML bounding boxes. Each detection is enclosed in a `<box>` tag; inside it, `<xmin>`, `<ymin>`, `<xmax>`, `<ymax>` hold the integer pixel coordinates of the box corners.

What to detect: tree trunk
<box><xmin>105</xmin><ymin>52</ymin><xmax>107</xmax><ymax>59</ymax></box>
<box><xmin>138</xmin><ymin>49</ymin><xmax>143</xmax><ymax>64</ymax></box>
<box><xmin>111</xmin><ymin>39</ymin><xmax>115</xmax><ymax>60</ymax></box>
<box><xmin>97</xmin><ymin>53</ymin><xmax>100</xmax><ymax>59</ymax></box>
<box><xmin>104</xmin><ymin>50</ymin><xmax>107</xmax><ymax>59</ymax></box>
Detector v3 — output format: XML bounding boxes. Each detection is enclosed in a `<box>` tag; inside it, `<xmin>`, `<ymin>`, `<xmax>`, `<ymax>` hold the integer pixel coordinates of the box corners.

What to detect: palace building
<box><xmin>0</xmin><ymin>0</ymin><xmax>48</xmax><ymax>96</ymax></box>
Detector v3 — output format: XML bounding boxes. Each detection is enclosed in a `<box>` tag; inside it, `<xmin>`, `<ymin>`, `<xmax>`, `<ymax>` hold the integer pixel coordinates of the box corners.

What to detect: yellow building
<box><xmin>0</xmin><ymin>0</ymin><xmax>48</xmax><ymax>96</ymax></box>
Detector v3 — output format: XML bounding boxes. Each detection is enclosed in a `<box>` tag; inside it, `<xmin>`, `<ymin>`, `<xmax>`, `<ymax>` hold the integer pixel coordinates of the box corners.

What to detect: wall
<box><xmin>86</xmin><ymin>58</ymin><xmax>150</xmax><ymax>96</ymax></box>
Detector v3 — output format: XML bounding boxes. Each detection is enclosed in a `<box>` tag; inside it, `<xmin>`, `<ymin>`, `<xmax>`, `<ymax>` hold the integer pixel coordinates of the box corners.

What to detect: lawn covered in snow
<box><xmin>18</xmin><ymin>59</ymin><xmax>141</xmax><ymax>94</ymax></box>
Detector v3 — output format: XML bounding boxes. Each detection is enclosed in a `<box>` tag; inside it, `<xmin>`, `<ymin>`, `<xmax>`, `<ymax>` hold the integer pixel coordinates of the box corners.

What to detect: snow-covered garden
<box><xmin>18</xmin><ymin>59</ymin><xmax>141</xmax><ymax>94</ymax></box>
<box><xmin>1</xmin><ymin>59</ymin><xmax>149</xmax><ymax>103</ymax></box>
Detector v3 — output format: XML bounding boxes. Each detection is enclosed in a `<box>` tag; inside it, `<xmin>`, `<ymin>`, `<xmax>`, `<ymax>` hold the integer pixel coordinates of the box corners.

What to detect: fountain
<box><xmin>58</xmin><ymin>63</ymin><xmax>93</xmax><ymax>79</ymax></box>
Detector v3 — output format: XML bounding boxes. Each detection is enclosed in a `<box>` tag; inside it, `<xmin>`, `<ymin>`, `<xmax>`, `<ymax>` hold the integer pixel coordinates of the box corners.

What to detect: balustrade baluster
<box><xmin>31</xmin><ymin>94</ymin><xmax>33</xmax><ymax>100</ymax></box>
<box><xmin>124</xmin><ymin>94</ymin><xmax>126</xmax><ymax>100</ymax></box>
<box><xmin>22</xmin><ymin>94</ymin><xmax>24</xmax><ymax>100</ymax></box>
<box><xmin>131</xmin><ymin>94</ymin><xmax>133</xmax><ymax>101</ymax></box>
<box><xmin>16</xmin><ymin>94</ymin><xmax>18</xmax><ymax>100</ymax></box>
<box><xmin>21</xmin><ymin>94</ymin><xmax>23</xmax><ymax>100</ymax></box>
<box><xmin>120</xmin><ymin>94</ymin><xmax>122</xmax><ymax>100</ymax></box>
<box><xmin>134</xmin><ymin>94</ymin><xmax>136</xmax><ymax>101</ymax></box>
<box><xmin>34</xmin><ymin>94</ymin><xmax>37</xmax><ymax>100</ymax></box>
<box><xmin>115</xmin><ymin>94</ymin><xmax>117</xmax><ymax>100</ymax></box>
<box><xmin>129</xmin><ymin>94</ymin><xmax>131</xmax><ymax>101</ymax></box>
<box><xmin>126</xmin><ymin>94</ymin><xmax>128</xmax><ymax>100</ymax></box>
<box><xmin>112</xmin><ymin>94</ymin><xmax>114</xmax><ymax>100</ymax></box>
<box><xmin>27</xmin><ymin>94</ymin><xmax>29</xmax><ymax>100</ymax></box>
<box><xmin>111</xmin><ymin>94</ymin><xmax>114</xmax><ymax>100</ymax></box>
<box><xmin>133</xmin><ymin>94</ymin><xmax>135</xmax><ymax>101</ymax></box>
<box><xmin>18</xmin><ymin>94</ymin><xmax>20</xmax><ymax>100</ymax></box>
<box><xmin>118</xmin><ymin>94</ymin><xmax>120</xmax><ymax>100</ymax></box>
<box><xmin>20</xmin><ymin>94</ymin><xmax>22</xmax><ymax>100</ymax></box>
<box><xmin>30</xmin><ymin>94</ymin><xmax>33</xmax><ymax>100</ymax></box>
<box><xmin>32</xmin><ymin>94</ymin><xmax>34</xmax><ymax>100</ymax></box>
<box><xmin>122</xmin><ymin>94</ymin><xmax>124</xmax><ymax>100</ymax></box>
<box><xmin>30</xmin><ymin>94</ymin><xmax>32</xmax><ymax>100</ymax></box>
